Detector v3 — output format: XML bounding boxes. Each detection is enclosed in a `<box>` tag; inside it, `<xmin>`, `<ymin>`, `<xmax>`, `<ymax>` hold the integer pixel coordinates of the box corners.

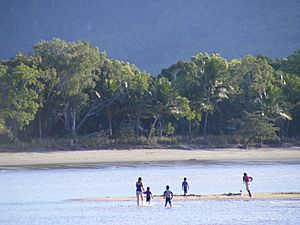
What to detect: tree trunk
<box><xmin>71</xmin><ymin>110</ymin><xmax>76</xmax><ymax>135</ymax></box>
<box><xmin>286</xmin><ymin>120</ymin><xmax>290</xmax><ymax>137</ymax></box>
<box><xmin>244</xmin><ymin>135</ymin><xmax>256</xmax><ymax>149</ymax></box>
<box><xmin>148</xmin><ymin>117</ymin><xmax>158</xmax><ymax>139</ymax></box>
<box><xmin>12</xmin><ymin>120</ymin><xmax>18</xmax><ymax>141</ymax></box>
<box><xmin>64</xmin><ymin>102</ymin><xmax>76</xmax><ymax>135</ymax></box>
<box><xmin>44</xmin><ymin>118</ymin><xmax>48</xmax><ymax>137</ymax></box>
<box><xmin>75</xmin><ymin>92</ymin><xmax>121</xmax><ymax>134</ymax></box>
<box><xmin>64</xmin><ymin>102</ymin><xmax>70</xmax><ymax>131</ymax></box>
<box><xmin>278</xmin><ymin>120</ymin><xmax>283</xmax><ymax>138</ymax></box>
<box><xmin>108</xmin><ymin>114</ymin><xmax>112</xmax><ymax>137</ymax></box>
<box><xmin>203</xmin><ymin>111</ymin><xmax>208</xmax><ymax>136</ymax></box>
<box><xmin>136</xmin><ymin>110</ymin><xmax>141</xmax><ymax>136</ymax></box>
<box><xmin>159</xmin><ymin>119</ymin><xmax>162</xmax><ymax>138</ymax></box>
<box><xmin>188</xmin><ymin>119</ymin><xmax>192</xmax><ymax>139</ymax></box>
<box><xmin>39</xmin><ymin>114</ymin><xmax>42</xmax><ymax>139</ymax></box>
<box><xmin>260</xmin><ymin>138</ymin><xmax>263</xmax><ymax>148</ymax></box>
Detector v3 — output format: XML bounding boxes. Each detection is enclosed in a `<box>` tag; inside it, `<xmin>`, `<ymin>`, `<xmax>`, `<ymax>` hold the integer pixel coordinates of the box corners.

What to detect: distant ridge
<box><xmin>0</xmin><ymin>0</ymin><xmax>299</xmax><ymax>74</ymax></box>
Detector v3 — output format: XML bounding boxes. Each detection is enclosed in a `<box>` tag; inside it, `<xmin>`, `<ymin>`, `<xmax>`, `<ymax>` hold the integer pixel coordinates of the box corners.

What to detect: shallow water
<box><xmin>0</xmin><ymin>163</ymin><xmax>299</xmax><ymax>225</ymax></box>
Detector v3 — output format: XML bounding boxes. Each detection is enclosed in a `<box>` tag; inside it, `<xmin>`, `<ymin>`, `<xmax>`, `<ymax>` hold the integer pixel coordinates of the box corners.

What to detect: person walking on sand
<box><xmin>136</xmin><ymin>177</ymin><xmax>145</xmax><ymax>206</ymax></box>
<box><xmin>182</xmin><ymin>177</ymin><xmax>189</xmax><ymax>197</ymax></box>
<box><xmin>163</xmin><ymin>185</ymin><xmax>173</xmax><ymax>207</ymax></box>
<box><xmin>144</xmin><ymin>187</ymin><xmax>153</xmax><ymax>205</ymax></box>
<box><xmin>243</xmin><ymin>173</ymin><xmax>253</xmax><ymax>198</ymax></box>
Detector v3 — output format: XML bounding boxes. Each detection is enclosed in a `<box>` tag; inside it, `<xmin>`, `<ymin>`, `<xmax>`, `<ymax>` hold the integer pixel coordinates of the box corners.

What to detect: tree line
<box><xmin>0</xmin><ymin>38</ymin><xmax>299</xmax><ymax>147</ymax></box>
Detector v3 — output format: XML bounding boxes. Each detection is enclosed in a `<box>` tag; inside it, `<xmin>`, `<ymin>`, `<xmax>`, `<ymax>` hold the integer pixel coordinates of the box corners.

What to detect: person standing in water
<box><xmin>144</xmin><ymin>187</ymin><xmax>153</xmax><ymax>205</ymax></box>
<box><xmin>136</xmin><ymin>177</ymin><xmax>145</xmax><ymax>206</ymax></box>
<box><xmin>163</xmin><ymin>185</ymin><xmax>173</xmax><ymax>207</ymax></box>
<box><xmin>182</xmin><ymin>177</ymin><xmax>189</xmax><ymax>197</ymax></box>
<box><xmin>243</xmin><ymin>173</ymin><xmax>253</xmax><ymax>198</ymax></box>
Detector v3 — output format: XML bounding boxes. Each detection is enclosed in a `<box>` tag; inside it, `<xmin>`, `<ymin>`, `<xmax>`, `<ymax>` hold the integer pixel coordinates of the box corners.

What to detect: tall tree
<box><xmin>239</xmin><ymin>112</ymin><xmax>279</xmax><ymax>148</ymax></box>
<box><xmin>227</xmin><ymin>56</ymin><xmax>275</xmax><ymax>122</ymax></box>
<box><xmin>275</xmin><ymin>72</ymin><xmax>300</xmax><ymax>137</ymax></box>
<box><xmin>33</xmin><ymin>38</ymin><xmax>103</xmax><ymax>134</ymax></box>
<box><xmin>255</xmin><ymin>85</ymin><xmax>292</xmax><ymax>137</ymax></box>
<box><xmin>191</xmin><ymin>53</ymin><xmax>232</xmax><ymax>136</ymax></box>
<box><xmin>90</xmin><ymin>59</ymin><xmax>150</xmax><ymax>137</ymax></box>
<box><xmin>160</xmin><ymin>60</ymin><xmax>200</xmax><ymax>137</ymax></box>
<box><xmin>147</xmin><ymin>77</ymin><xmax>191</xmax><ymax>138</ymax></box>
<box><xmin>35</xmin><ymin>67</ymin><xmax>60</xmax><ymax>138</ymax></box>
<box><xmin>0</xmin><ymin>56</ymin><xmax>43</xmax><ymax>139</ymax></box>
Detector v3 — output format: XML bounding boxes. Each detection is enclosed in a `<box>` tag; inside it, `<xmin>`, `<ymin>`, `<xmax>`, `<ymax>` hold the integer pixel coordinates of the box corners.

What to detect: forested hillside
<box><xmin>0</xmin><ymin>0</ymin><xmax>299</xmax><ymax>75</ymax></box>
<box><xmin>0</xmin><ymin>39</ymin><xmax>299</xmax><ymax>148</ymax></box>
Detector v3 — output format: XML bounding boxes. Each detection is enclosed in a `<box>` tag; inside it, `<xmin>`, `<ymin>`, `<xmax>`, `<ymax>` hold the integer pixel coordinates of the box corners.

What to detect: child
<box><xmin>163</xmin><ymin>185</ymin><xmax>173</xmax><ymax>207</ymax></box>
<box><xmin>182</xmin><ymin>177</ymin><xmax>189</xmax><ymax>197</ymax></box>
<box><xmin>144</xmin><ymin>187</ymin><xmax>153</xmax><ymax>205</ymax></box>
<box><xmin>243</xmin><ymin>173</ymin><xmax>253</xmax><ymax>198</ymax></box>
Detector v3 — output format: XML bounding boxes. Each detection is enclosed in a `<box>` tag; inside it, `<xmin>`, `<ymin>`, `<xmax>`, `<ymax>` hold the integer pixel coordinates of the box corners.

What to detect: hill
<box><xmin>0</xmin><ymin>0</ymin><xmax>299</xmax><ymax>75</ymax></box>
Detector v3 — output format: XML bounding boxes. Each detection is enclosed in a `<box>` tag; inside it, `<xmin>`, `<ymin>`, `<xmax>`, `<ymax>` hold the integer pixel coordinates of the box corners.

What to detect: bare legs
<box><xmin>247</xmin><ymin>189</ymin><xmax>252</xmax><ymax>198</ymax></box>
<box><xmin>136</xmin><ymin>193</ymin><xmax>143</xmax><ymax>206</ymax></box>
<box><xmin>246</xmin><ymin>183</ymin><xmax>252</xmax><ymax>198</ymax></box>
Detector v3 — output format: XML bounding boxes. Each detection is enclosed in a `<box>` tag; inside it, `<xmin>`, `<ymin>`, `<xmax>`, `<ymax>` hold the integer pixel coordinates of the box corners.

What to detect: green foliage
<box><xmin>191</xmin><ymin>53</ymin><xmax>232</xmax><ymax>135</ymax></box>
<box><xmin>0</xmin><ymin>114</ymin><xmax>8</xmax><ymax>134</ymax></box>
<box><xmin>255</xmin><ymin>85</ymin><xmax>292</xmax><ymax>121</ymax></box>
<box><xmin>279</xmin><ymin>49</ymin><xmax>300</xmax><ymax>76</ymax></box>
<box><xmin>229</xmin><ymin>55</ymin><xmax>274</xmax><ymax>100</ymax></box>
<box><xmin>0</xmin><ymin>58</ymin><xmax>42</xmax><ymax>138</ymax></box>
<box><xmin>0</xmin><ymin>39</ymin><xmax>299</xmax><ymax>146</ymax></box>
<box><xmin>164</xmin><ymin>122</ymin><xmax>175</xmax><ymax>136</ymax></box>
<box><xmin>33</xmin><ymin>38</ymin><xmax>103</xmax><ymax>133</ymax></box>
<box><xmin>238</xmin><ymin>112</ymin><xmax>280</xmax><ymax>148</ymax></box>
<box><xmin>172</xmin><ymin>96</ymin><xmax>194</xmax><ymax>120</ymax></box>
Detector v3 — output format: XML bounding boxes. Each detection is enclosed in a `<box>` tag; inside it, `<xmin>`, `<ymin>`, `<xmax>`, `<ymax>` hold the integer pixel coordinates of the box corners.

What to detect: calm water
<box><xmin>0</xmin><ymin>163</ymin><xmax>299</xmax><ymax>225</ymax></box>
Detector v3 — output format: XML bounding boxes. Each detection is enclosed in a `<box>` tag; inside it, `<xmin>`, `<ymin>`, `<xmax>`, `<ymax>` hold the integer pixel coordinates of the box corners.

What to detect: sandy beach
<box><xmin>75</xmin><ymin>192</ymin><xmax>300</xmax><ymax>202</ymax></box>
<box><xmin>0</xmin><ymin>147</ymin><xmax>299</xmax><ymax>169</ymax></box>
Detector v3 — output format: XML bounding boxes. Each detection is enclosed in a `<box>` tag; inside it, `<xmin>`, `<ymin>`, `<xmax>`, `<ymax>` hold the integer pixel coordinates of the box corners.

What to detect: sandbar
<box><xmin>75</xmin><ymin>192</ymin><xmax>300</xmax><ymax>202</ymax></box>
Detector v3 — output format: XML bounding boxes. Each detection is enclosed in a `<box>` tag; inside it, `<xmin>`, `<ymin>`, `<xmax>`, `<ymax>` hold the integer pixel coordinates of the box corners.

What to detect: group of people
<box><xmin>136</xmin><ymin>177</ymin><xmax>189</xmax><ymax>207</ymax></box>
<box><xmin>136</xmin><ymin>173</ymin><xmax>253</xmax><ymax>206</ymax></box>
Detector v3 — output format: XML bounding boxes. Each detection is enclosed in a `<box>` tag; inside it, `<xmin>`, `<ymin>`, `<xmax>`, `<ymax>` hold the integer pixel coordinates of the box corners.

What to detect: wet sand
<box><xmin>0</xmin><ymin>147</ymin><xmax>299</xmax><ymax>169</ymax></box>
<box><xmin>75</xmin><ymin>192</ymin><xmax>300</xmax><ymax>202</ymax></box>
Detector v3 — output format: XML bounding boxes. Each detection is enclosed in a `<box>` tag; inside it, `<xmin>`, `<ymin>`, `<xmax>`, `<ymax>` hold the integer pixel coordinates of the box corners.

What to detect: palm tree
<box><xmin>255</xmin><ymin>85</ymin><xmax>292</xmax><ymax>137</ymax></box>
<box><xmin>255</xmin><ymin>85</ymin><xmax>292</xmax><ymax>121</ymax></box>
<box><xmin>147</xmin><ymin>77</ymin><xmax>191</xmax><ymax>138</ymax></box>
<box><xmin>191</xmin><ymin>53</ymin><xmax>233</xmax><ymax>136</ymax></box>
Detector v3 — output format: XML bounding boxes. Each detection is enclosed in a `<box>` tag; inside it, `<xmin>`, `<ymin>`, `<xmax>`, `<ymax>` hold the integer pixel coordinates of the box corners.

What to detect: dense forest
<box><xmin>0</xmin><ymin>38</ymin><xmax>300</xmax><ymax>148</ymax></box>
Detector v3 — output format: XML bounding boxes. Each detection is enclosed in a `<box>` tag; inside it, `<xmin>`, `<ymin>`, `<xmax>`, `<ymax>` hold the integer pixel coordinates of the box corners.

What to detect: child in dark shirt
<box><xmin>144</xmin><ymin>187</ymin><xmax>153</xmax><ymax>205</ymax></box>
<box><xmin>182</xmin><ymin>177</ymin><xmax>189</xmax><ymax>197</ymax></box>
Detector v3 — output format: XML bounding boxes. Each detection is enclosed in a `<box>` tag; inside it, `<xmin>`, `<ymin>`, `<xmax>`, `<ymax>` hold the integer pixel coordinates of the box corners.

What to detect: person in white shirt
<box><xmin>163</xmin><ymin>185</ymin><xmax>173</xmax><ymax>207</ymax></box>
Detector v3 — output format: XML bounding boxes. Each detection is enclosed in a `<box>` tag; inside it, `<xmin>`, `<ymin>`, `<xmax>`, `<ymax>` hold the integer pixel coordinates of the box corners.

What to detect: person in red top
<box><xmin>243</xmin><ymin>173</ymin><xmax>253</xmax><ymax>198</ymax></box>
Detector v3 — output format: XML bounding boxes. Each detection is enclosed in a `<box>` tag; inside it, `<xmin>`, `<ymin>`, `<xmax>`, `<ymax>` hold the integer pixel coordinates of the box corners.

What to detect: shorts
<box><xmin>165</xmin><ymin>197</ymin><xmax>172</xmax><ymax>206</ymax></box>
<box><xmin>245</xmin><ymin>182</ymin><xmax>251</xmax><ymax>191</ymax></box>
<box><xmin>136</xmin><ymin>191</ymin><xmax>143</xmax><ymax>196</ymax></box>
<box><xmin>146</xmin><ymin>196</ymin><xmax>151</xmax><ymax>202</ymax></box>
<box><xmin>183</xmin><ymin>187</ymin><xmax>188</xmax><ymax>194</ymax></box>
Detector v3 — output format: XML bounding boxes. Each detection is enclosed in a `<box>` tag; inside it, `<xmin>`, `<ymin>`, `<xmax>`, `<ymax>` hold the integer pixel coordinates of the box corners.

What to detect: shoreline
<box><xmin>0</xmin><ymin>147</ymin><xmax>299</xmax><ymax>169</ymax></box>
<box><xmin>75</xmin><ymin>192</ymin><xmax>300</xmax><ymax>202</ymax></box>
